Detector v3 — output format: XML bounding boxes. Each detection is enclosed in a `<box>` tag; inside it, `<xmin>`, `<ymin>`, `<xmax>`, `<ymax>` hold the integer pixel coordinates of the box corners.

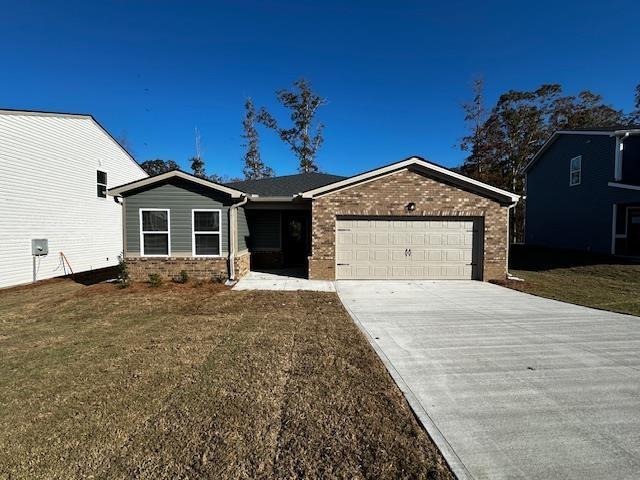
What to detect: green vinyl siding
<box><xmin>124</xmin><ymin>178</ymin><xmax>231</xmax><ymax>256</ymax></box>
<box><xmin>237</xmin><ymin>206</ymin><xmax>249</xmax><ymax>252</ymax></box>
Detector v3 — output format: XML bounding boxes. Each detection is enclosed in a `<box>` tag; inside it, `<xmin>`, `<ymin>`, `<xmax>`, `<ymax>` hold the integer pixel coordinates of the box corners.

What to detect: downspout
<box><xmin>227</xmin><ymin>194</ymin><xmax>248</xmax><ymax>283</ymax></box>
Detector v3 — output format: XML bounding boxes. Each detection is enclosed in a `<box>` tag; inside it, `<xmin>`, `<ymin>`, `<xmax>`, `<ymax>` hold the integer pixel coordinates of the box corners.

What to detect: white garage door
<box><xmin>335</xmin><ymin>218</ymin><xmax>476</xmax><ymax>280</ymax></box>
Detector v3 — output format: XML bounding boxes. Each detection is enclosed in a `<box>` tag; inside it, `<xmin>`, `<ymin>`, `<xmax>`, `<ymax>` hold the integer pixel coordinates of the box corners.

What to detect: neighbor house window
<box><xmin>97</xmin><ymin>170</ymin><xmax>107</xmax><ymax>197</ymax></box>
<box><xmin>192</xmin><ymin>209</ymin><xmax>221</xmax><ymax>256</ymax></box>
<box><xmin>569</xmin><ymin>156</ymin><xmax>581</xmax><ymax>186</ymax></box>
<box><xmin>140</xmin><ymin>209</ymin><xmax>170</xmax><ymax>256</ymax></box>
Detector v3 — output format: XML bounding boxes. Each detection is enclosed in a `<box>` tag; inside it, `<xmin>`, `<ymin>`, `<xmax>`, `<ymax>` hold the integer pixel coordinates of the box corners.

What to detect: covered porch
<box><xmin>241</xmin><ymin>201</ymin><xmax>313</xmax><ymax>278</ymax></box>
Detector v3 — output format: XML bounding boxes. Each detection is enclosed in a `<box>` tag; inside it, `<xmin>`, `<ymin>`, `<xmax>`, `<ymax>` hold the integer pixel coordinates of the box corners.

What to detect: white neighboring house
<box><xmin>0</xmin><ymin>109</ymin><xmax>148</xmax><ymax>289</ymax></box>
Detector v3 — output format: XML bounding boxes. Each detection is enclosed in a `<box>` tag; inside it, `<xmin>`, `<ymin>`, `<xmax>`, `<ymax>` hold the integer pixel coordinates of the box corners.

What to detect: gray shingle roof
<box><xmin>225</xmin><ymin>172</ymin><xmax>346</xmax><ymax>196</ymax></box>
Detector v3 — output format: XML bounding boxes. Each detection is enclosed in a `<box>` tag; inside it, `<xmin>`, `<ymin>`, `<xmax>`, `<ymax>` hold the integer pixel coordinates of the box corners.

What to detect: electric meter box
<box><xmin>31</xmin><ymin>239</ymin><xmax>49</xmax><ymax>256</ymax></box>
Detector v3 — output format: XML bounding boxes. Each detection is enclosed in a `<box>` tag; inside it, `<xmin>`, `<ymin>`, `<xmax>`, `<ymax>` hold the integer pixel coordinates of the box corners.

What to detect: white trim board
<box><xmin>110</xmin><ymin>170</ymin><xmax>244</xmax><ymax>198</ymax></box>
<box><xmin>609</xmin><ymin>182</ymin><xmax>640</xmax><ymax>191</ymax></box>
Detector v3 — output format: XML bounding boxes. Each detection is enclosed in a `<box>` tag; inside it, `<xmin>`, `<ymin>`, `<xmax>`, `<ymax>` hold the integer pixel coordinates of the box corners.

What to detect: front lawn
<box><xmin>0</xmin><ymin>280</ymin><xmax>451</xmax><ymax>480</ymax></box>
<box><xmin>501</xmin><ymin>245</ymin><xmax>640</xmax><ymax>316</ymax></box>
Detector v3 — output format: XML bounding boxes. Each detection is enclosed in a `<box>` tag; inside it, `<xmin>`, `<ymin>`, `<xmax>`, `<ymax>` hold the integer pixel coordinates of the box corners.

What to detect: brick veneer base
<box><xmin>127</xmin><ymin>253</ymin><xmax>251</xmax><ymax>282</ymax></box>
<box><xmin>309</xmin><ymin>168</ymin><xmax>510</xmax><ymax>281</ymax></box>
<box><xmin>127</xmin><ymin>257</ymin><xmax>229</xmax><ymax>282</ymax></box>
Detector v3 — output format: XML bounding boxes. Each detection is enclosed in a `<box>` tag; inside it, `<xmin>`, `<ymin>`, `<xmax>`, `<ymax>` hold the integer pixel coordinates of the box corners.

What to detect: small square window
<box><xmin>97</xmin><ymin>170</ymin><xmax>107</xmax><ymax>198</ymax></box>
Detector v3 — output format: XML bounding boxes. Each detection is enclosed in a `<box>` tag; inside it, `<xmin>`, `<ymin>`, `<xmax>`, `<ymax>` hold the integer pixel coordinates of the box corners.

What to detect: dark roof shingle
<box><xmin>225</xmin><ymin>172</ymin><xmax>346</xmax><ymax>196</ymax></box>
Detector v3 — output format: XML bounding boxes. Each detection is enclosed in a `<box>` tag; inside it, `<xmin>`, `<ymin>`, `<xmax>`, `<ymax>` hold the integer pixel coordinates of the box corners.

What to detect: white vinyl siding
<box><xmin>570</xmin><ymin>155</ymin><xmax>582</xmax><ymax>186</ymax></box>
<box><xmin>336</xmin><ymin>218</ymin><xmax>475</xmax><ymax>280</ymax></box>
<box><xmin>0</xmin><ymin>112</ymin><xmax>147</xmax><ymax>288</ymax></box>
<box><xmin>192</xmin><ymin>209</ymin><xmax>222</xmax><ymax>257</ymax></box>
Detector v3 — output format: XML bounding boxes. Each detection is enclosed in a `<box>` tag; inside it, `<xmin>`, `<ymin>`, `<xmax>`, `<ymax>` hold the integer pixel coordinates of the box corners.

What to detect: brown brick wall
<box><xmin>233</xmin><ymin>252</ymin><xmax>251</xmax><ymax>280</ymax></box>
<box><xmin>126</xmin><ymin>257</ymin><xmax>228</xmax><ymax>282</ymax></box>
<box><xmin>309</xmin><ymin>168</ymin><xmax>509</xmax><ymax>281</ymax></box>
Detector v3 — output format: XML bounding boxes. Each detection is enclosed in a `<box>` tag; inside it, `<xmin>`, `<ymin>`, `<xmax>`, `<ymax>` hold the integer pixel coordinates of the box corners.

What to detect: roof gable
<box><xmin>109</xmin><ymin>170</ymin><xmax>244</xmax><ymax>197</ymax></box>
<box><xmin>0</xmin><ymin>108</ymin><xmax>147</xmax><ymax>177</ymax></box>
<box><xmin>525</xmin><ymin>128</ymin><xmax>640</xmax><ymax>173</ymax></box>
<box><xmin>301</xmin><ymin>157</ymin><xmax>520</xmax><ymax>204</ymax></box>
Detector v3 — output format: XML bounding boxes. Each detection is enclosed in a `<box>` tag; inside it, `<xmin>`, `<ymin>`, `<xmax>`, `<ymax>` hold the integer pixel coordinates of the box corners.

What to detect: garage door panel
<box><xmin>336</xmin><ymin>218</ymin><xmax>477</xmax><ymax>280</ymax></box>
<box><xmin>391</xmin><ymin>249</ymin><xmax>407</xmax><ymax>261</ymax></box>
<box><xmin>374</xmin><ymin>233</ymin><xmax>389</xmax><ymax>245</ymax></box>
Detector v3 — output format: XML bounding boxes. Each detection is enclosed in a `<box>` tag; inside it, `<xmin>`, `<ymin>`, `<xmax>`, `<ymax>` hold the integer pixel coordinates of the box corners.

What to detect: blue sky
<box><xmin>2</xmin><ymin>0</ymin><xmax>639</xmax><ymax>179</ymax></box>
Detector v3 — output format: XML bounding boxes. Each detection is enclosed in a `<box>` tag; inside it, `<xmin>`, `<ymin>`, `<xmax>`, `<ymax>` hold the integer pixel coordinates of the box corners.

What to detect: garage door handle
<box><xmin>405</xmin><ymin>248</ymin><xmax>412</xmax><ymax>257</ymax></box>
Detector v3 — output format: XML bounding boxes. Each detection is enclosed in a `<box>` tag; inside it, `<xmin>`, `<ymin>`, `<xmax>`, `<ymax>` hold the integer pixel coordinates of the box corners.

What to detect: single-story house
<box><xmin>108</xmin><ymin>157</ymin><xmax>520</xmax><ymax>282</ymax></box>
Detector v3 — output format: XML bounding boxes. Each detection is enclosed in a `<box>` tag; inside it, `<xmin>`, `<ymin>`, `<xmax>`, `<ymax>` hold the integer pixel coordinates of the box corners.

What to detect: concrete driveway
<box><xmin>337</xmin><ymin>281</ymin><xmax>640</xmax><ymax>480</ymax></box>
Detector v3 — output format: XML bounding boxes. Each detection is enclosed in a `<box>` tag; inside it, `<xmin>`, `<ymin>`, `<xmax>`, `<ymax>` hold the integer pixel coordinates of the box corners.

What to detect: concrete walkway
<box><xmin>337</xmin><ymin>280</ymin><xmax>640</xmax><ymax>480</ymax></box>
<box><xmin>233</xmin><ymin>270</ymin><xmax>335</xmax><ymax>292</ymax></box>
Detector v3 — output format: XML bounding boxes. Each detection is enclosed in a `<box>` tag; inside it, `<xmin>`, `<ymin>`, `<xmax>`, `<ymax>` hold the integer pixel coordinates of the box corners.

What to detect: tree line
<box><xmin>459</xmin><ymin>80</ymin><xmax>640</xmax><ymax>241</ymax></box>
<box><xmin>136</xmin><ymin>77</ymin><xmax>640</xmax><ymax>242</ymax></box>
<box><xmin>139</xmin><ymin>78</ymin><xmax>326</xmax><ymax>181</ymax></box>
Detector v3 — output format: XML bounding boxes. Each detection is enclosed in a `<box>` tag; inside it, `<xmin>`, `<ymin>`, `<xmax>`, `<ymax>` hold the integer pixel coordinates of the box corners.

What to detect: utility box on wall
<box><xmin>31</xmin><ymin>239</ymin><xmax>49</xmax><ymax>256</ymax></box>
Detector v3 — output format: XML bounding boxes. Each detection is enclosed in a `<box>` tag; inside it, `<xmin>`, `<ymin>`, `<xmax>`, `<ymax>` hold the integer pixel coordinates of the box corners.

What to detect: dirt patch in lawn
<box><xmin>0</xmin><ymin>280</ymin><xmax>452</xmax><ymax>479</ymax></box>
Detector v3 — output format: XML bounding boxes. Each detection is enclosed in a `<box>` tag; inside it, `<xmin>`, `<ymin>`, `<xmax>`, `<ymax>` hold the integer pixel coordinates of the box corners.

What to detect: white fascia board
<box><xmin>608</xmin><ymin>182</ymin><xmax>640</xmax><ymax>191</ymax></box>
<box><xmin>109</xmin><ymin>170</ymin><xmax>244</xmax><ymax>197</ymax></box>
<box><xmin>301</xmin><ymin>157</ymin><xmax>520</xmax><ymax>203</ymax></box>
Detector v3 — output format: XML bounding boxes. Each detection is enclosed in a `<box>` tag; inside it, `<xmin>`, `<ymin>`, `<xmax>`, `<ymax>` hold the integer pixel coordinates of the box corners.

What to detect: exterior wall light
<box><xmin>406</xmin><ymin>202</ymin><xmax>416</xmax><ymax>212</ymax></box>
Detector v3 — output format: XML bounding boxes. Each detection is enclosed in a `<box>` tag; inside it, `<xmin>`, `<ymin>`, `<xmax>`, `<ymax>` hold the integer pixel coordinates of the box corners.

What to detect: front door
<box><xmin>628</xmin><ymin>208</ymin><xmax>640</xmax><ymax>255</ymax></box>
<box><xmin>282</xmin><ymin>212</ymin><xmax>310</xmax><ymax>267</ymax></box>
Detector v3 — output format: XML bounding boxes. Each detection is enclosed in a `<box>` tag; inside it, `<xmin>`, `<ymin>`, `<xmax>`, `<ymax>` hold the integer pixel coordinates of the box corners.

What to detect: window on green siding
<box><xmin>192</xmin><ymin>210</ymin><xmax>221</xmax><ymax>256</ymax></box>
<box><xmin>140</xmin><ymin>209</ymin><xmax>170</xmax><ymax>256</ymax></box>
<box><xmin>97</xmin><ymin>170</ymin><xmax>107</xmax><ymax>197</ymax></box>
<box><xmin>569</xmin><ymin>156</ymin><xmax>581</xmax><ymax>186</ymax></box>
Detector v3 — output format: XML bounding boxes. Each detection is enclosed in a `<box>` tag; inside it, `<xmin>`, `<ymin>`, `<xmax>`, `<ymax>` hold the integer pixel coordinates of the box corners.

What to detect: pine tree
<box><xmin>258</xmin><ymin>78</ymin><xmax>326</xmax><ymax>173</ymax></box>
<box><xmin>242</xmin><ymin>98</ymin><xmax>273</xmax><ymax>179</ymax></box>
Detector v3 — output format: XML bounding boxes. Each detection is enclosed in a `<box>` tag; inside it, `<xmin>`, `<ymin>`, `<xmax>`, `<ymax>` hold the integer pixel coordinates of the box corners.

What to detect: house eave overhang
<box><xmin>108</xmin><ymin>170</ymin><xmax>245</xmax><ymax>198</ymax></box>
<box><xmin>524</xmin><ymin>129</ymin><xmax>640</xmax><ymax>174</ymax></box>
<box><xmin>246</xmin><ymin>195</ymin><xmax>303</xmax><ymax>202</ymax></box>
<box><xmin>300</xmin><ymin>156</ymin><xmax>520</xmax><ymax>204</ymax></box>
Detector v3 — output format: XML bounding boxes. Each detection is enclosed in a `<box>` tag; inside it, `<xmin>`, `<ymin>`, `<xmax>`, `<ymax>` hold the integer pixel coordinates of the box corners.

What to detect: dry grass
<box><xmin>499</xmin><ymin>245</ymin><xmax>640</xmax><ymax>316</ymax></box>
<box><xmin>0</xmin><ymin>279</ymin><xmax>452</xmax><ymax>480</ymax></box>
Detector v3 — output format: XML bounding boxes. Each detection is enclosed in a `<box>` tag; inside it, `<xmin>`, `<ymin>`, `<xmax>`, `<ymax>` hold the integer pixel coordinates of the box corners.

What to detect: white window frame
<box><xmin>97</xmin><ymin>169</ymin><xmax>108</xmax><ymax>199</ymax></box>
<box><xmin>192</xmin><ymin>209</ymin><xmax>222</xmax><ymax>257</ymax></box>
<box><xmin>139</xmin><ymin>208</ymin><xmax>171</xmax><ymax>257</ymax></box>
<box><xmin>569</xmin><ymin>155</ymin><xmax>582</xmax><ymax>186</ymax></box>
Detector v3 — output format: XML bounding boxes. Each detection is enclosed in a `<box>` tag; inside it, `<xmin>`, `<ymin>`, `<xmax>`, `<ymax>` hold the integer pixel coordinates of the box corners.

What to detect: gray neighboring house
<box><xmin>524</xmin><ymin>127</ymin><xmax>640</xmax><ymax>256</ymax></box>
<box><xmin>108</xmin><ymin>157</ymin><xmax>520</xmax><ymax>282</ymax></box>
